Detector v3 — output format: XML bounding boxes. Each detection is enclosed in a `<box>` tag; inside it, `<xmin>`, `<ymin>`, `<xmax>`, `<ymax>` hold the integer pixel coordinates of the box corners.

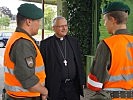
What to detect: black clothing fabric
<box><xmin>40</xmin><ymin>35</ymin><xmax>85</xmax><ymax>100</ymax></box>
<box><xmin>55</xmin><ymin>81</ymin><xmax>80</xmax><ymax>100</ymax></box>
<box><xmin>55</xmin><ymin>36</ymin><xmax>77</xmax><ymax>81</ymax></box>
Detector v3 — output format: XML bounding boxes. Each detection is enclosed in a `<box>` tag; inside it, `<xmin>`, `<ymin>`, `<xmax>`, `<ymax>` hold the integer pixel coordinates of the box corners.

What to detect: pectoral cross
<box><xmin>63</xmin><ymin>59</ymin><xmax>67</xmax><ymax>66</ymax></box>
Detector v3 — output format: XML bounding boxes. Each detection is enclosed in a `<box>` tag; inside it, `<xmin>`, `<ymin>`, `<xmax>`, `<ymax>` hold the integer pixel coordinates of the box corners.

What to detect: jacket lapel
<box><xmin>66</xmin><ymin>35</ymin><xmax>76</xmax><ymax>56</ymax></box>
<box><xmin>52</xmin><ymin>36</ymin><xmax>64</xmax><ymax>68</ymax></box>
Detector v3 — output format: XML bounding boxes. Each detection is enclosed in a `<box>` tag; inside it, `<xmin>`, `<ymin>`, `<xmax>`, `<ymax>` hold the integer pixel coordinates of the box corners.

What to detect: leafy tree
<box><xmin>44</xmin><ymin>4</ymin><xmax>56</xmax><ymax>30</ymax></box>
<box><xmin>123</xmin><ymin>0</ymin><xmax>133</xmax><ymax>33</ymax></box>
<box><xmin>65</xmin><ymin>0</ymin><xmax>93</xmax><ymax>56</ymax></box>
<box><xmin>64</xmin><ymin>0</ymin><xmax>102</xmax><ymax>65</ymax></box>
<box><xmin>0</xmin><ymin>16</ymin><xmax>10</xmax><ymax>29</ymax></box>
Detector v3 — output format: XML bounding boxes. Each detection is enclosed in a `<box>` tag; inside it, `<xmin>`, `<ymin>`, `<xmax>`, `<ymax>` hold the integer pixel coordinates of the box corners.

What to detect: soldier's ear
<box><xmin>25</xmin><ymin>19</ymin><xmax>32</xmax><ymax>26</ymax></box>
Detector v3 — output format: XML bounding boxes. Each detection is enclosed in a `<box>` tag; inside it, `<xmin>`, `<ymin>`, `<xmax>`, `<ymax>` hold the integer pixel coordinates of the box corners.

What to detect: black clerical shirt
<box><xmin>55</xmin><ymin>36</ymin><xmax>77</xmax><ymax>81</ymax></box>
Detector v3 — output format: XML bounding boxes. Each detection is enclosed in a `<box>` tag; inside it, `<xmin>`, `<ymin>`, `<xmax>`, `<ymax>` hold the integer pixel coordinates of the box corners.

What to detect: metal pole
<box><xmin>91</xmin><ymin>0</ymin><xmax>98</xmax><ymax>55</ymax></box>
<box><xmin>42</xmin><ymin>0</ymin><xmax>44</xmax><ymax>40</ymax></box>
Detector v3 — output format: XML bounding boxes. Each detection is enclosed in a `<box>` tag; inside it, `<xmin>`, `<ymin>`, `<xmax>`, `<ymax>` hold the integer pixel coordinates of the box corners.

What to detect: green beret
<box><xmin>18</xmin><ymin>3</ymin><xmax>43</xmax><ymax>20</ymax></box>
<box><xmin>103</xmin><ymin>2</ymin><xmax>130</xmax><ymax>15</ymax></box>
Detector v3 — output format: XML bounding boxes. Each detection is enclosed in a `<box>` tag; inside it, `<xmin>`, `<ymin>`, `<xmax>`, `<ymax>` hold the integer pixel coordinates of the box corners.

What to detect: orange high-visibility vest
<box><xmin>104</xmin><ymin>34</ymin><xmax>133</xmax><ymax>90</ymax></box>
<box><xmin>4</xmin><ymin>32</ymin><xmax>46</xmax><ymax>98</ymax></box>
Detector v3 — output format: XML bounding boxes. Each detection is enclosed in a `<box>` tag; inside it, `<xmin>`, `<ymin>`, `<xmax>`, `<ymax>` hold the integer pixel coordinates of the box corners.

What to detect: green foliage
<box><xmin>65</xmin><ymin>0</ymin><xmax>102</xmax><ymax>65</ymax></box>
<box><xmin>44</xmin><ymin>4</ymin><xmax>56</xmax><ymax>30</ymax></box>
<box><xmin>0</xmin><ymin>16</ymin><xmax>10</xmax><ymax>29</ymax></box>
<box><xmin>124</xmin><ymin>0</ymin><xmax>133</xmax><ymax>33</ymax></box>
<box><xmin>65</xmin><ymin>0</ymin><xmax>92</xmax><ymax>65</ymax></box>
<box><xmin>38</xmin><ymin>29</ymin><xmax>53</xmax><ymax>35</ymax></box>
<box><xmin>65</xmin><ymin>0</ymin><xmax>93</xmax><ymax>56</ymax></box>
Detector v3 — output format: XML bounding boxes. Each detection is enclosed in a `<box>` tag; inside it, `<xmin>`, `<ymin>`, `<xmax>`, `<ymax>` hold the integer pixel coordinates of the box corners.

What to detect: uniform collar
<box><xmin>15</xmin><ymin>27</ymin><xmax>36</xmax><ymax>42</ymax></box>
<box><xmin>115</xmin><ymin>29</ymin><xmax>129</xmax><ymax>35</ymax></box>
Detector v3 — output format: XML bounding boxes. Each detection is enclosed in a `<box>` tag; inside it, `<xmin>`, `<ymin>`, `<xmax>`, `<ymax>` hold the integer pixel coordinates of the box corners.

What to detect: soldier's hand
<box><xmin>42</xmin><ymin>95</ymin><xmax>48</xmax><ymax>100</ymax></box>
<box><xmin>41</xmin><ymin>87</ymin><xmax>48</xmax><ymax>100</ymax></box>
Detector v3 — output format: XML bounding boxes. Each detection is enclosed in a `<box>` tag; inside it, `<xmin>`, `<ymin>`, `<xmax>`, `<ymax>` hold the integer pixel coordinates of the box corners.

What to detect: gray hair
<box><xmin>52</xmin><ymin>16</ymin><xmax>66</xmax><ymax>26</ymax></box>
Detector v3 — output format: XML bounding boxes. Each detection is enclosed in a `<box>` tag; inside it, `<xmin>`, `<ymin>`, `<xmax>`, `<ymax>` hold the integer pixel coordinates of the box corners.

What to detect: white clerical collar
<box><xmin>60</xmin><ymin>37</ymin><xmax>64</xmax><ymax>41</ymax></box>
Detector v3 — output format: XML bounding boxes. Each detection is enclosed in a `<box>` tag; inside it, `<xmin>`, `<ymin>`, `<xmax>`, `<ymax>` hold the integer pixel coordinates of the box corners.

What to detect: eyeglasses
<box><xmin>55</xmin><ymin>25</ymin><xmax>68</xmax><ymax>28</ymax></box>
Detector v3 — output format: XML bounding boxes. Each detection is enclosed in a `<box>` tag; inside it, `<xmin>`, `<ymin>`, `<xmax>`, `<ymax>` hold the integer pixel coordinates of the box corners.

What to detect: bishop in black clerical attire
<box><xmin>40</xmin><ymin>16</ymin><xmax>85</xmax><ymax>100</ymax></box>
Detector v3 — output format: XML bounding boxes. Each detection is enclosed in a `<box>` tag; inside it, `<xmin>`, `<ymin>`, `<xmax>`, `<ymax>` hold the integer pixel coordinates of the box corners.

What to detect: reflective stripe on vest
<box><xmin>5</xmin><ymin>83</ymin><xmax>28</xmax><ymax>92</ymax></box>
<box><xmin>104</xmin><ymin>88</ymin><xmax>133</xmax><ymax>91</ymax></box>
<box><xmin>104</xmin><ymin>34</ymin><xmax>133</xmax><ymax>90</ymax></box>
<box><xmin>4</xmin><ymin>65</ymin><xmax>45</xmax><ymax>92</ymax></box>
<box><xmin>4</xmin><ymin>65</ymin><xmax>45</xmax><ymax>75</ymax></box>
<box><xmin>108</xmin><ymin>74</ymin><xmax>133</xmax><ymax>82</ymax></box>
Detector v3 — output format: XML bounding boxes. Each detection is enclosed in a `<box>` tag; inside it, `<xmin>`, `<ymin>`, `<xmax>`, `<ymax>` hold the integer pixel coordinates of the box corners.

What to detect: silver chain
<box><xmin>56</xmin><ymin>39</ymin><xmax>66</xmax><ymax>60</ymax></box>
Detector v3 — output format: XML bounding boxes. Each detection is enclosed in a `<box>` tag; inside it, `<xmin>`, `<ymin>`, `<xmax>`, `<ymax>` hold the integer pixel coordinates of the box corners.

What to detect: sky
<box><xmin>0</xmin><ymin>0</ymin><xmax>42</xmax><ymax>15</ymax></box>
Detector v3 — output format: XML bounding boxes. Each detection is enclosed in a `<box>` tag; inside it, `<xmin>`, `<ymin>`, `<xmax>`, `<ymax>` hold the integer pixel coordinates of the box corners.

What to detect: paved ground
<box><xmin>81</xmin><ymin>88</ymin><xmax>90</xmax><ymax>100</ymax></box>
<box><xmin>0</xmin><ymin>48</ymin><xmax>90</xmax><ymax>100</ymax></box>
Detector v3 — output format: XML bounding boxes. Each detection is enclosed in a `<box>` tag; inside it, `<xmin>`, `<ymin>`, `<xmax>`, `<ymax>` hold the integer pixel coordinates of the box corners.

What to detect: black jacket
<box><xmin>40</xmin><ymin>35</ymin><xmax>85</xmax><ymax>100</ymax></box>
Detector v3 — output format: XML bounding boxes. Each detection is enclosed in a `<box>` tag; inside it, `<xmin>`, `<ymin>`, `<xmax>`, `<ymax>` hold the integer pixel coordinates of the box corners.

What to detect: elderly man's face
<box><xmin>53</xmin><ymin>18</ymin><xmax>68</xmax><ymax>38</ymax></box>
